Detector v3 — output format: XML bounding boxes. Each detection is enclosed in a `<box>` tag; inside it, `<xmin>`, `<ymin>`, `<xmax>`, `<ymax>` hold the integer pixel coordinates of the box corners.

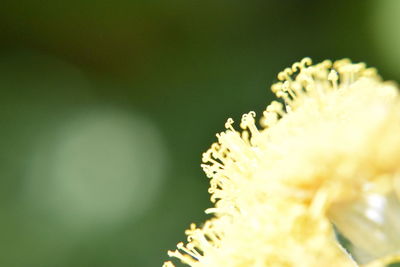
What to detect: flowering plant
<box><xmin>164</xmin><ymin>58</ymin><xmax>400</xmax><ymax>267</ymax></box>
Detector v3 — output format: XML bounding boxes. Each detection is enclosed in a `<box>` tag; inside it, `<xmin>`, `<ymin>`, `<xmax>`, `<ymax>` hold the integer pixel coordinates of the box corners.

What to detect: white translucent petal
<box><xmin>329</xmin><ymin>192</ymin><xmax>400</xmax><ymax>263</ymax></box>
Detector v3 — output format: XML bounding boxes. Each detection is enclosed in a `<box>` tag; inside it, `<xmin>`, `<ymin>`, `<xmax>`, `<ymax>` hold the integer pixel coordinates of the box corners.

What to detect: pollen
<box><xmin>164</xmin><ymin>58</ymin><xmax>400</xmax><ymax>267</ymax></box>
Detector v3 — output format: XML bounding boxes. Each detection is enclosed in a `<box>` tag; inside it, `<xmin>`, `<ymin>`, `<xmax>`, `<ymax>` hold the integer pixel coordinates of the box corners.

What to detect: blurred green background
<box><xmin>0</xmin><ymin>0</ymin><xmax>399</xmax><ymax>266</ymax></box>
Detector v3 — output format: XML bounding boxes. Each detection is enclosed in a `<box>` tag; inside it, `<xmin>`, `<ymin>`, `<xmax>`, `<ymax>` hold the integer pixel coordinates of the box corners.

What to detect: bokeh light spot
<box><xmin>25</xmin><ymin>108</ymin><xmax>167</xmax><ymax>230</ymax></box>
<box><xmin>372</xmin><ymin>0</ymin><xmax>400</xmax><ymax>70</ymax></box>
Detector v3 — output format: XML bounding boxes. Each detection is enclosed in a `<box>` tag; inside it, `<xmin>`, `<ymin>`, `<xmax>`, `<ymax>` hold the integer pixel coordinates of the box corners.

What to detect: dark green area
<box><xmin>0</xmin><ymin>0</ymin><xmax>397</xmax><ymax>266</ymax></box>
<box><xmin>334</xmin><ymin>225</ymin><xmax>353</xmax><ymax>254</ymax></box>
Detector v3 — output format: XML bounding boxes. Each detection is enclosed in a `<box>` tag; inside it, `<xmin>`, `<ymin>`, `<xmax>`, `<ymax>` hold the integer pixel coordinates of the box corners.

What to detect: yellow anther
<box><xmin>277</xmin><ymin>71</ymin><xmax>288</xmax><ymax>81</ymax></box>
<box><xmin>301</xmin><ymin>57</ymin><xmax>312</xmax><ymax>67</ymax></box>
<box><xmin>224</xmin><ymin>118</ymin><xmax>235</xmax><ymax>132</ymax></box>
<box><xmin>271</xmin><ymin>83</ymin><xmax>283</xmax><ymax>93</ymax></box>
<box><xmin>328</xmin><ymin>70</ymin><xmax>338</xmax><ymax>82</ymax></box>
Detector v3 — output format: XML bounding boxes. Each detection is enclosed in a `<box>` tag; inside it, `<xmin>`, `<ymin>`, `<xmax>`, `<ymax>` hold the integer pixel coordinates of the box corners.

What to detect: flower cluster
<box><xmin>164</xmin><ymin>58</ymin><xmax>400</xmax><ymax>267</ymax></box>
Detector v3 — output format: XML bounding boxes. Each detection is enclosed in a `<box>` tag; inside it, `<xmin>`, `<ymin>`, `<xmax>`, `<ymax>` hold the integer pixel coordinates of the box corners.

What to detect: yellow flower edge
<box><xmin>164</xmin><ymin>58</ymin><xmax>400</xmax><ymax>267</ymax></box>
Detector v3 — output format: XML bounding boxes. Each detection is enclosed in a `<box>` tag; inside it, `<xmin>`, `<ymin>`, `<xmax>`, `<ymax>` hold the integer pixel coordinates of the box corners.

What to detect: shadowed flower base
<box><xmin>164</xmin><ymin>58</ymin><xmax>400</xmax><ymax>267</ymax></box>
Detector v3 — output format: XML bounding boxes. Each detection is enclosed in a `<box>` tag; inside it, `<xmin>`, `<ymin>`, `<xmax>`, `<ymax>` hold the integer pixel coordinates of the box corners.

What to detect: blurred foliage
<box><xmin>0</xmin><ymin>0</ymin><xmax>397</xmax><ymax>266</ymax></box>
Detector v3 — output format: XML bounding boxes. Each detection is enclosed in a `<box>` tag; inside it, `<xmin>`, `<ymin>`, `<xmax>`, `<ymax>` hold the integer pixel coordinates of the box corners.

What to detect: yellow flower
<box><xmin>164</xmin><ymin>58</ymin><xmax>400</xmax><ymax>267</ymax></box>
